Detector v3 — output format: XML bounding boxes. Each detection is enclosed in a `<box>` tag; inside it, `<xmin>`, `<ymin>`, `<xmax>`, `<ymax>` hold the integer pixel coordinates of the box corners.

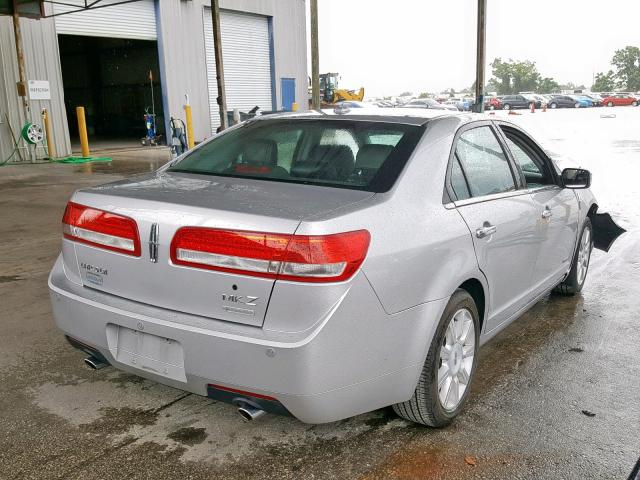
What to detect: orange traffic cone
<box><xmin>542</xmin><ymin>102</ymin><xmax>547</xmax><ymax>112</ymax></box>
<box><xmin>530</xmin><ymin>101</ymin><xmax>535</xmax><ymax>113</ymax></box>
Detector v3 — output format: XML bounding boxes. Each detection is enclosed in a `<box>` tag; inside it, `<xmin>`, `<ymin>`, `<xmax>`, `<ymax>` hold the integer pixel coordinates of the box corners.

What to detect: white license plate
<box><xmin>113</xmin><ymin>326</ymin><xmax>186</xmax><ymax>382</ymax></box>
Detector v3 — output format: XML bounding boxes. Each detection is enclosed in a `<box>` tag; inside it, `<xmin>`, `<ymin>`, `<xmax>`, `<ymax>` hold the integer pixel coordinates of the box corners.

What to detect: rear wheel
<box><xmin>554</xmin><ymin>218</ymin><xmax>593</xmax><ymax>295</ymax></box>
<box><xmin>550</xmin><ymin>102</ymin><xmax>558</xmax><ymax>109</ymax></box>
<box><xmin>575</xmin><ymin>103</ymin><xmax>581</xmax><ymax>108</ymax></box>
<box><xmin>607</xmin><ymin>101</ymin><xmax>614</xmax><ymax>107</ymax></box>
<box><xmin>503</xmin><ymin>104</ymin><xmax>511</xmax><ymax>110</ymax></box>
<box><xmin>633</xmin><ymin>101</ymin><xmax>638</xmax><ymax>106</ymax></box>
<box><xmin>393</xmin><ymin>289</ymin><xmax>479</xmax><ymax>427</ymax></box>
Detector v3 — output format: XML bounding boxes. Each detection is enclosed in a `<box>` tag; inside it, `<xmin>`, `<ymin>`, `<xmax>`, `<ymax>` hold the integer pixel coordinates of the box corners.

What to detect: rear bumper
<box><xmin>48</xmin><ymin>255</ymin><xmax>447</xmax><ymax>423</ymax></box>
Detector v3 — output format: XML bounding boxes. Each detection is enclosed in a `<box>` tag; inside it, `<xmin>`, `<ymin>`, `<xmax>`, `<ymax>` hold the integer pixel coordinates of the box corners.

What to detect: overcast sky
<box><xmin>308</xmin><ymin>0</ymin><xmax>639</xmax><ymax>97</ymax></box>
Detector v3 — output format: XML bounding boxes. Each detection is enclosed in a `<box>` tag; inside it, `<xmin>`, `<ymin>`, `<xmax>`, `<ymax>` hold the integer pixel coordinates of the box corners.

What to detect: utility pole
<box><xmin>310</xmin><ymin>0</ymin><xmax>320</xmax><ymax>110</ymax></box>
<box><xmin>210</xmin><ymin>0</ymin><xmax>228</xmax><ymax>131</ymax></box>
<box><xmin>473</xmin><ymin>0</ymin><xmax>487</xmax><ymax>113</ymax></box>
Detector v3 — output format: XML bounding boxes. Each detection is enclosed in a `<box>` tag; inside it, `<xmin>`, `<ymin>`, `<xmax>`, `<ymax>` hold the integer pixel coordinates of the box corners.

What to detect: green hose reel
<box><xmin>20</xmin><ymin>122</ymin><xmax>44</xmax><ymax>145</ymax></box>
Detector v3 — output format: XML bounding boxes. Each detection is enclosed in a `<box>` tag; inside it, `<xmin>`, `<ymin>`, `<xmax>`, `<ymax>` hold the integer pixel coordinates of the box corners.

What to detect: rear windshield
<box><xmin>168</xmin><ymin>119</ymin><xmax>423</xmax><ymax>192</ymax></box>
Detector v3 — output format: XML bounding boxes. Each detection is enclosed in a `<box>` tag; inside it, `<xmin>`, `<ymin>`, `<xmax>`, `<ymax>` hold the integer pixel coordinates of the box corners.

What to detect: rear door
<box><xmin>448</xmin><ymin>123</ymin><xmax>540</xmax><ymax>330</ymax></box>
<box><xmin>496</xmin><ymin>123</ymin><xmax>579</xmax><ymax>291</ymax></box>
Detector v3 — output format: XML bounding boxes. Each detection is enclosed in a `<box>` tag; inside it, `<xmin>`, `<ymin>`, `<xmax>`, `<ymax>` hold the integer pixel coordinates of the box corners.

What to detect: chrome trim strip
<box><xmin>453</xmin><ymin>189</ymin><xmax>530</xmax><ymax>207</ymax></box>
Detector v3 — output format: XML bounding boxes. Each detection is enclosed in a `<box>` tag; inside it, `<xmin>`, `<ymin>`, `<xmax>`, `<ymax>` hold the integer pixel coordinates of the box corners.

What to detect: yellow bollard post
<box><xmin>291</xmin><ymin>102</ymin><xmax>299</xmax><ymax>112</ymax></box>
<box><xmin>76</xmin><ymin>106</ymin><xmax>90</xmax><ymax>158</ymax></box>
<box><xmin>42</xmin><ymin>108</ymin><xmax>56</xmax><ymax>159</ymax></box>
<box><xmin>184</xmin><ymin>104</ymin><xmax>195</xmax><ymax>149</ymax></box>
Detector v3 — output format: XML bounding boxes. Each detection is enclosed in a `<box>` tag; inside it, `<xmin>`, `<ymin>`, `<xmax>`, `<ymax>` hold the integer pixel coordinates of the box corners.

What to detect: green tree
<box><xmin>489</xmin><ymin>58</ymin><xmax>514</xmax><ymax>94</ymax></box>
<box><xmin>488</xmin><ymin>58</ymin><xmax>559</xmax><ymax>95</ymax></box>
<box><xmin>538</xmin><ymin>77</ymin><xmax>559</xmax><ymax>94</ymax></box>
<box><xmin>418</xmin><ymin>92</ymin><xmax>431</xmax><ymax>98</ymax></box>
<box><xmin>592</xmin><ymin>71</ymin><xmax>616</xmax><ymax>92</ymax></box>
<box><xmin>510</xmin><ymin>60</ymin><xmax>541</xmax><ymax>93</ymax></box>
<box><xmin>611</xmin><ymin>46</ymin><xmax>640</xmax><ymax>90</ymax></box>
<box><xmin>398</xmin><ymin>91</ymin><xmax>413</xmax><ymax>97</ymax></box>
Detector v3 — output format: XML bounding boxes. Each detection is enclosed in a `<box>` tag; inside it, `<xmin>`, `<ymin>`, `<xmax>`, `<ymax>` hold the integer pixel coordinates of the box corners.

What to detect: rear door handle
<box><xmin>476</xmin><ymin>224</ymin><xmax>497</xmax><ymax>238</ymax></box>
<box><xmin>541</xmin><ymin>208</ymin><xmax>553</xmax><ymax>219</ymax></box>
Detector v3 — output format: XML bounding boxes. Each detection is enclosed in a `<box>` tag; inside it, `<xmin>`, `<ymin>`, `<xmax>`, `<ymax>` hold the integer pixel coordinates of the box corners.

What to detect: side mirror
<box><xmin>561</xmin><ymin>168</ymin><xmax>591</xmax><ymax>189</ymax></box>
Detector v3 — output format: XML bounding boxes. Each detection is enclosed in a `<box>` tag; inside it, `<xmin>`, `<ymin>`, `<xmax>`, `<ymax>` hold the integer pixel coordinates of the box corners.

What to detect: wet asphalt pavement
<box><xmin>1</xmin><ymin>108</ymin><xmax>639</xmax><ymax>479</ymax></box>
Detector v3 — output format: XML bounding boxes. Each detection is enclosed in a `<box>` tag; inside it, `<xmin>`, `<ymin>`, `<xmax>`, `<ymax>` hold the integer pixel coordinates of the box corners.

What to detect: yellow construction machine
<box><xmin>309</xmin><ymin>73</ymin><xmax>365</xmax><ymax>107</ymax></box>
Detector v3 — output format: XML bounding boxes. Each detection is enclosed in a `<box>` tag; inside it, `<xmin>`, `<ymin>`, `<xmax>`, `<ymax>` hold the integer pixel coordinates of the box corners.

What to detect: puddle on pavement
<box><xmin>73</xmin><ymin>159</ymin><xmax>168</xmax><ymax>176</ymax></box>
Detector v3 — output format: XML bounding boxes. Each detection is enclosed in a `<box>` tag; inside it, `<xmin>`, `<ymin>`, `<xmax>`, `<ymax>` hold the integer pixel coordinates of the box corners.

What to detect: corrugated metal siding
<box><xmin>54</xmin><ymin>0</ymin><xmax>157</xmax><ymax>40</ymax></box>
<box><xmin>0</xmin><ymin>15</ymin><xmax>71</xmax><ymax>160</ymax></box>
<box><xmin>203</xmin><ymin>8</ymin><xmax>273</xmax><ymax>131</ymax></box>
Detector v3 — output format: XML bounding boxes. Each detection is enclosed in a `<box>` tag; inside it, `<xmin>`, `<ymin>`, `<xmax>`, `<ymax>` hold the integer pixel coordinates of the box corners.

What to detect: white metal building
<box><xmin>0</xmin><ymin>0</ymin><xmax>308</xmax><ymax>160</ymax></box>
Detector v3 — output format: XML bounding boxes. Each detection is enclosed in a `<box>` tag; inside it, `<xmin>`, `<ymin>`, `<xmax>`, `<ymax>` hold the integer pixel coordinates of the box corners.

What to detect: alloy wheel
<box><xmin>438</xmin><ymin>308</ymin><xmax>475</xmax><ymax>412</ymax></box>
<box><xmin>576</xmin><ymin>227</ymin><xmax>592</xmax><ymax>286</ymax></box>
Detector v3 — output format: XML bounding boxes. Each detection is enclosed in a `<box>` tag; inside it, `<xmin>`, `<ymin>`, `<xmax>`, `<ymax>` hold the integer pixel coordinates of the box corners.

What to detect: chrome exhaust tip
<box><xmin>84</xmin><ymin>356</ymin><xmax>108</xmax><ymax>370</ymax></box>
<box><xmin>238</xmin><ymin>403</ymin><xmax>266</xmax><ymax>422</ymax></box>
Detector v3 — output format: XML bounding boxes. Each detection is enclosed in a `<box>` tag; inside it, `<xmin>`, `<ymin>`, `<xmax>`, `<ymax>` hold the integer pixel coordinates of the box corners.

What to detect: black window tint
<box><xmin>455</xmin><ymin>126</ymin><xmax>516</xmax><ymax>197</ymax></box>
<box><xmin>169</xmin><ymin>119</ymin><xmax>422</xmax><ymax>193</ymax></box>
<box><xmin>500</xmin><ymin>128</ymin><xmax>553</xmax><ymax>187</ymax></box>
<box><xmin>450</xmin><ymin>155</ymin><xmax>471</xmax><ymax>200</ymax></box>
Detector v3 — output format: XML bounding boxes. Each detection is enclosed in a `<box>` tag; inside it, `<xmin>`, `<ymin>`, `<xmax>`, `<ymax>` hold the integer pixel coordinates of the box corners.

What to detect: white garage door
<box><xmin>54</xmin><ymin>0</ymin><xmax>157</xmax><ymax>40</ymax></box>
<box><xmin>204</xmin><ymin>9</ymin><xmax>273</xmax><ymax>132</ymax></box>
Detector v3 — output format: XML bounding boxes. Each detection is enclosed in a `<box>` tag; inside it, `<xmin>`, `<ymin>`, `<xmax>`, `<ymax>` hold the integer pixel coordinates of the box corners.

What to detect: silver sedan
<box><xmin>49</xmin><ymin>110</ymin><xmax>623</xmax><ymax>426</ymax></box>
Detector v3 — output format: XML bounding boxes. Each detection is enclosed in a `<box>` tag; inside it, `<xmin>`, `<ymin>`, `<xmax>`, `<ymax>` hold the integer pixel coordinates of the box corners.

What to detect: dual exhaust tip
<box><xmin>84</xmin><ymin>356</ymin><xmax>267</xmax><ymax>421</ymax></box>
<box><xmin>237</xmin><ymin>402</ymin><xmax>266</xmax><ymax>421</ymax></box>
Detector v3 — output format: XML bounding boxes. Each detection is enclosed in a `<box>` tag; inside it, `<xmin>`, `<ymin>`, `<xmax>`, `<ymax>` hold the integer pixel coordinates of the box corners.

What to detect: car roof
<box><xmin>261</xmin><ymin>108</ymin><xmax>476</xmax><ymax>126</ymax></box>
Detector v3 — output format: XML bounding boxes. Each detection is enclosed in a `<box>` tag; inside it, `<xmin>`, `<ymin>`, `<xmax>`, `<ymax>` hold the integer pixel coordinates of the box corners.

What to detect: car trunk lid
<box><xmin>65</xmin><ymin>171</ymin><xmax>374</xmax><ymax>327</ymax></box>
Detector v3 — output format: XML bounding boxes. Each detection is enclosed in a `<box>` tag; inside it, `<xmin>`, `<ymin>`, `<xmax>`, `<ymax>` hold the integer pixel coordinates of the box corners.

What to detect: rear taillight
<box><xmin>170</xmin><ymin>228</ymin><xmax>370</xmax><ymax>283</ymax></box>
<box><xmin>62</xmin><ymin>202</ymin><xmax>141</xmax><ymax>256</ymax></box>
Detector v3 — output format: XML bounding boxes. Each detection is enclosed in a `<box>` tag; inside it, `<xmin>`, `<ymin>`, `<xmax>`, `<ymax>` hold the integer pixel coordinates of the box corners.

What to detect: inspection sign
<box><xmin>28</xmin><ymin>80</ymin><xmax>51</xmax><ymax>100</ymax></box>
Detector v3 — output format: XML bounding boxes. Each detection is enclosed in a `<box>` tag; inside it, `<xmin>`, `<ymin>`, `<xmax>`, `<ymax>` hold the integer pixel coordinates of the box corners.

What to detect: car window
<box><xmin>450</xmin><ymin>155</ymin><xmax>471</xmax><ymax>201</ymax></box>
<box><xmin>319</xmin><ymin>128</ymin><xmax>359</xmax><ymax>158</ymax></box>
<box><xmin>455</xmin><ymin>126</ymin><xmax>516</xmax><ymax>198</ymax></box>
<box><xmin>500</xmin><ymin>127</ymin><xmax>553</xmax><ymax>188</ymax></box>
<box><xmin>365</xmin><ymin>130</ymin><xmax>404</xmax><ymax>147</ymax></box>
<box><xmin>271</xmin><ymin>129</ymin><xmax>302</xmax><ymax>170</ymax></box>
<box><xmin>169</xmin><ymin>119</ymin><xmax>422</xmax><ymax>193</ymax></box>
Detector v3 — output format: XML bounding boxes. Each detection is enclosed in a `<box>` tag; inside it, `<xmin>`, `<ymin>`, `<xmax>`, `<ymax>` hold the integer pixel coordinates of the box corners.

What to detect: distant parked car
<box><xmin>500</xmin><ymin>95</ymin><xmax>533</xmax><ymax>110</ymax></box>
<box><xmin>522</xmin><ymin>95</ymin><xmax>542</xmax><ymax>109</ymax></box>
<box><xmin>484</xmin><ymin>96</ymin><xmax>502</xmax><ymax>110</ymax></box>
<box><xmin>334</xmin><ymin>101</ymin><xmax>379</xmax><ymax>109</ymax></box>
<box><xmin>582</xmin><ymin>94</ymin><xmax>603</xmax><ymax>107</ymax></box>
<box><xmin>547</xmin><ymin>95</ymin><xmax>578</xmax><ymax>109</ymax></box>
<box><xmin>404</xmin><ymin>98</ymin><xmax>458</xmax><ymax>111</ymax></box>
<box><xmin>444</xmin><ymin>99</ymin><xmax>461</xmax><ymax>110</ymax></box>
<box><xmin>457</xmin><ymin>98</ymin><xmax>474</xmax><ymax>111</ymax></box>
<box><xmin>601</xmin><ymin>94</ymin><xmax>638</xmax><ymax>107</ymax></box>
<box><xmin>570</xmin><ymin>95</ymin><xmax>594</xmax><ymax>108</ymax></box>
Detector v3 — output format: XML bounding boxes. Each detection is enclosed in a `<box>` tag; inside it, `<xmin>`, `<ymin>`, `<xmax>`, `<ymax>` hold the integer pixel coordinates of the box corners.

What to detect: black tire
<box><xmin>554</xmin><ymin>218</ymin><xmax>593</xmax><ymax>296</ymax></box>
<box><xmin>392</xmin><ymin>289</ymin><xmax>480</xmax><ymax>427</ymax></box>
<box><xmin>633</xmin><ymin>101</ymin><xmax>638</xmax><ymax>106</ymax></box>
<box><xmin>503</xmin><ymin>104</ymin><xmax>511</xmax><ymax>110</ymax></box>
<box><xmin>607</xmin><ymin>101</ymin><xmax>614</xmax><ymax>107</ymax></box>
<box><xmin>550</xmin><ymin>102</ymin><xmax>557</xmax><ymax>109</ymax></box>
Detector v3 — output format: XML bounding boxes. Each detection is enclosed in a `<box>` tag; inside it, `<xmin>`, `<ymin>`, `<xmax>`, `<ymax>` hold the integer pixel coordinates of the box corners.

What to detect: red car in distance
<box><xmin>601</xmin><ymin>94</ymin><xmax>638</xmax><ymax>107</ymax></box>
<box><xmin>484</xmin><ymin>96</ymin><xmax>502</xmax><ymax>110</ymax></box>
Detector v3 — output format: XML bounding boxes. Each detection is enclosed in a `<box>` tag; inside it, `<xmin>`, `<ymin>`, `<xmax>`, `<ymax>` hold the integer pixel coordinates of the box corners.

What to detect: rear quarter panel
<box><xmin>297</xmin><ymin>116</ymin><xmax>486</xmax><ymax>315</ymax></box>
